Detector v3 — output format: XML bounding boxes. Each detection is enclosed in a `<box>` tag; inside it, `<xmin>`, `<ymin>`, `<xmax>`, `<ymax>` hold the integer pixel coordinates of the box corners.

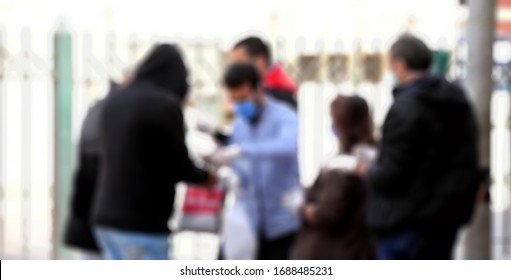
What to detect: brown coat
<box><xmin>294</xmin><ymin>167</ymin><xmax>375</xmax><ymax>260</ymax></box>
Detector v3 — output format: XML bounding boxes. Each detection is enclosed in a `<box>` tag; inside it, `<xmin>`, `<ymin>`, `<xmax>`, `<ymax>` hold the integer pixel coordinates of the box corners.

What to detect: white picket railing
<box><xmin>0</xmin><ymin>29</ymin><xmax>509</xmax><ymax>259</ymax></box>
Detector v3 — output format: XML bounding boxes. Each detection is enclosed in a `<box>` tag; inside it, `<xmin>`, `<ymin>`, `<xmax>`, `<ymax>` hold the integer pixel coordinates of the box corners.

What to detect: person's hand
<box><xmin>303</xmin><ymin>204</ymin><xmax>316</xmax><ymax>225</ymax></box>
<box><xmin>209</xmin><ymin>145</ymin><xmax>242</xmax><ymax>166</ymax></box>
<box><xmin>196</xmin><ymin>116</ymin><xmax>217</xmax><ymax>135</ymax></box>
<box><xmin>283</xmin><ymin>187</ymin><xmax>305</xmax><ymax>215</ymax></box>
<box><xmin>204</xmin><ymin>172</ymin><xmax>219</xmax><ymax>187</ymax></box>
<box><xmin>476</xmin><ymin>185</ymin><xmax>490</xmax><ymax>204</ymax></box>
<box><xmin>217</xmin><ymin>166</ymin><xmax>241</xmax><ymax>194</ymax></box>
<box><xmin>356</xmin><ymin>162</ymin><xmax>370</xmax><ymax>177</ymax></box>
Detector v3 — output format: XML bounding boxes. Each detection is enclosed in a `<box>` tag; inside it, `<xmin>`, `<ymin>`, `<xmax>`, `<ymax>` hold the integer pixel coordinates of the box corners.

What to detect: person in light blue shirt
<box><xmin>210</xmin><ymin>62</ymin><xmax>300</xmax><ymax>260</ymax></box>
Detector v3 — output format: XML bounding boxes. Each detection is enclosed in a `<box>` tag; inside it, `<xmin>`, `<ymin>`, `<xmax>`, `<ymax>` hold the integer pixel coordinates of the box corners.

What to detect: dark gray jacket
<box><xmin>367</xmin><ymin>76</ymin><xmax>480</xmax><ymax>235</ymax></box>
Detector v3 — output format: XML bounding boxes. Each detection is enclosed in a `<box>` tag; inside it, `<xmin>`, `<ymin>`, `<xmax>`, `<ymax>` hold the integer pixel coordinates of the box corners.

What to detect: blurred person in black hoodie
<box><xmin>92</xmin><ymin>44</ymin><xmax>217</xmax><ymax>260</ymax></box>
<box><xmin>64</xmin><ymin>71</ymin><xmax>133</xmax><ymax>260</ymax></box>
<box><xmin>361</xmin><ymin>35</ymin><xmax>480</xmax><ymax>260</ymax></box>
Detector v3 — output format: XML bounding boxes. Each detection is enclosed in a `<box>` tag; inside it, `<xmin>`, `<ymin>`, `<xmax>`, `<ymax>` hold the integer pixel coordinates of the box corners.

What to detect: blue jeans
<box><xmin>377</xmin><ymin>229</ymin><xmax>458</xmax><ymax>260</ymax></box>
<box><xmin>95</xmin><ymin>228</ymin><xmax>171</xmax><ymax>260</ymax></box>
<box><xmin>76</xmin><ymin>251</ymin><xmax>102</xmax><ymax>260</ymax></box>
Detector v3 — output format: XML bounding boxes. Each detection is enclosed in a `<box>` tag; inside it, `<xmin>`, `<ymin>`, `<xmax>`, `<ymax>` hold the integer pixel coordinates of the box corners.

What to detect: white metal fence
<box><xmin>0</xmin><ymin>27</ymin><xmax>510</xmax><ymax>259</ymax></box>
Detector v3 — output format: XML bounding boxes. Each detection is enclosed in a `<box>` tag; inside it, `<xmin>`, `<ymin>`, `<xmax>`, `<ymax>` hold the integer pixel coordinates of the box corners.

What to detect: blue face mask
<box><xmin>332</xmin><ymin>125</ymin><xmax>341</xmax><ymax>139</ymax></box>
<box><xmin>235</xmin><ymin>99</ymin><xmax>258</xmax><ymax>121</ymax></box>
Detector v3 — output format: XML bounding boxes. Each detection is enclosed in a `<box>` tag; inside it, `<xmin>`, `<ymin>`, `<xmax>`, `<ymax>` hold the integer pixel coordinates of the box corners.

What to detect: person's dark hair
<box><xmin>331</xmin><ymin>95</ymin><xmax>375</xmax><ymax>153</ymax></box>
<box><xmin>390</xmin><ymin>35</ymin><xmax>432</xmax><ymax>71</ymax></box>
<box><xmin>234</xmin><ymin>37</ymin><xmax>271</xmax><ymax>64</ymax></box>
<box><xmin>223</xmin><ymin>62</ymin><xmax>261</xmax><ymax>89</ymax></box>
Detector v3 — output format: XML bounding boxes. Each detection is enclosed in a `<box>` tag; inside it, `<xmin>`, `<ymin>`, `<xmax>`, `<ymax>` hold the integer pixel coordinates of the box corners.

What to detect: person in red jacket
<box><xmin>230</xmin><ymin>36</ymin><xmax>298</xmax><ymax>110</ymax></box>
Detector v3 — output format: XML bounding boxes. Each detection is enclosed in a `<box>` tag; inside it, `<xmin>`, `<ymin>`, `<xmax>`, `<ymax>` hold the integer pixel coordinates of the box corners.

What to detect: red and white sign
<box><xmin>182</xmin><ymin>187</ymin><xmax>225</xmax><ymax>215</ymax></box>
<box><xmin>178</xmin><ymin>186</ymin><xmax>226</xmax><ymax>233</ymax></box>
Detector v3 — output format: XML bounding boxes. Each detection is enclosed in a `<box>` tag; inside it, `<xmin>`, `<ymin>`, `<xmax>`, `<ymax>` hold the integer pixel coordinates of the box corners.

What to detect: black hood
<box><xmin>134</xmin><ymin>44</ymin><xmax>189</xmax><ymax>101</ymax></box>
<box><xmin>108</xmin><ymin>79</ymin><xmax>120</xmax><ymax>94</ymax></box>
<box><xmin>393</xmin><ymin>75</ymin><xmax>469</xmax><ymax>105</ymax></box>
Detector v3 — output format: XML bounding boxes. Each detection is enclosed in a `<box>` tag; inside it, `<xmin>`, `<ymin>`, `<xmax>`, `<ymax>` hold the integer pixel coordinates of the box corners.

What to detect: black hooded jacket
<box><xmin>64</xmin><ymin>81</ymin><xmax>119</xmax><ymax>252</ymax></box>
<box><xmin>92</xmin><ymin>44</ymin><xmax>209</xmax><ymax>234</ymax></box>
<box><xmin>366</xmin><ymin>76</ymin><xmax>479</xmax><ymax>235</ymax></box>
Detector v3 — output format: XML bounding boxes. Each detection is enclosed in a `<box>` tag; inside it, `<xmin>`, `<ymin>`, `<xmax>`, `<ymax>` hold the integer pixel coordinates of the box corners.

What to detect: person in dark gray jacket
<box><xmin>362</xmin><ymin>35</ymin><xmax>479</xmax><ymax>260</ymax></box>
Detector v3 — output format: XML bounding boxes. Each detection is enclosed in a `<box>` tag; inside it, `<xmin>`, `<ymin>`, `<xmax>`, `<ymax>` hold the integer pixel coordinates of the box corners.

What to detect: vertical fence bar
<box><xmin>20</xmin><ymin>28</ymin><xmax>32</xmax><ymax>259</ymax></box>
<box><xmin>128</xmin><ymin>34</ymin><xmax>139</xmax><ymax>67</ymax></box>
<box><xmin>431</xmin><ymin>50</ymin><xmax>451</xmax><ymax>76</ymax></box>
<box><xmin>106</xmin><ymin>31</ymin><xmax>121</xmax><ymax>83</ymax></box>
<box><xmin>0</xmin><ymin>27</ymin><xmax>5</xmax><ymax>257</ymax></box>
<box><xmin>52</xmin><ymin>23</ymin><xmax>73</xmax><ymax>260</ymax></box>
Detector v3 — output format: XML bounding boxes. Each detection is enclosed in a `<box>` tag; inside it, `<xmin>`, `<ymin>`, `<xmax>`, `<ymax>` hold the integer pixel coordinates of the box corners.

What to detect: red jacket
<box><xmin>264</xmin><ymin>64</ymin><xmax>298</xmax><ymax>95</ymax></box>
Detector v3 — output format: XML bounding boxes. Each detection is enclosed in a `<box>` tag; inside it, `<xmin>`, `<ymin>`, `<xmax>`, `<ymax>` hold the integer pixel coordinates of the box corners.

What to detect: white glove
<box><xmin>323</xmin><ymin>155</ymin><xmax>358</xmax><ymax>171</ymax></box>
<box><xmin>352</xmin><ymin>145</ymin><xmax>378</xmax><ymax>165</ymax></box>
<box><xmin>196</xmin><ymin>115</ymin><xmax>218</xmax><ymax>134</ymax></box>
<box><xmin>217</xmin><ymin>166</ymin><xmax>242</xmax><ymax>194</ymax></box>
<box><xmin>283</xmin><ymin>187</ymin><xmax>305</xmax><ymax>215</ymax></box>
<box><xmin>209</xmin><ymin>145</ymin><xmax>242</xmax><ymax>166</ymax></box>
